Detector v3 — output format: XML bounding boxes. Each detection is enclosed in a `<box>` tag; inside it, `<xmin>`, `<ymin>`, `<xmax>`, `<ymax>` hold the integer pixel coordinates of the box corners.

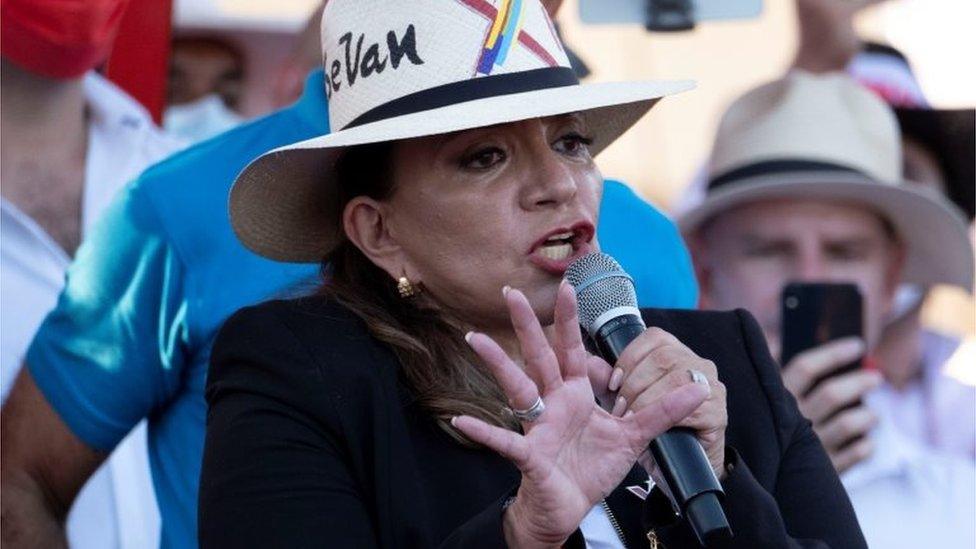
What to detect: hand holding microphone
<box><xmin>585</xmin><ymin>321</ymin><xmax>729</xmax><ymax>482</ymax></box>
<box><xmin>566</xmin><ymin>252</ymin><xmax>732</xmax><ymax>545</ymax></box>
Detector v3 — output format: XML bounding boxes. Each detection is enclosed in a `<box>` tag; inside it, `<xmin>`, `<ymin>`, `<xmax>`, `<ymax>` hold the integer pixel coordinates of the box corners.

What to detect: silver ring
<box><xmin>512</xmin><ymin>396</ymin><xmax>546</xmax><ymax>422</ymax></box>
<box><xmin>689</xmin><ymin>369</ymin><xmax>709</xmax><ymax>387</ymax></box>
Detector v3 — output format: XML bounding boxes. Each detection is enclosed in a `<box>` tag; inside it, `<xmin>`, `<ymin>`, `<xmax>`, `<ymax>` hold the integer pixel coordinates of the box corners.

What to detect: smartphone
<box><xmin>579</xmin><ymin>0</ymin><xmax>763</xmax><ymax>32</ymax></box>
<box><xmin>780</xmin><ymin>283</ymin><xmax>863</xmax><ymax>393</ymax></box>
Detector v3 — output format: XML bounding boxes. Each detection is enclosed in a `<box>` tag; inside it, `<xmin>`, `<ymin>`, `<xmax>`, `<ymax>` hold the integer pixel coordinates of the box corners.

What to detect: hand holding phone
<box><xmin>780</xmin><ymin>282</ymin><xmax>863</xmax><ymax>381</ymax></box>
<box><xmin>779</xmin><ymin>283</ymin><xmax>882</xmax><ymax>473</ymax></box>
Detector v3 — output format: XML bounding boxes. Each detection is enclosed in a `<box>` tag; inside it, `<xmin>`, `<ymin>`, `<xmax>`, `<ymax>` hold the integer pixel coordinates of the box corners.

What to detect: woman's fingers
<box><xmin>611</xmin><ymin>337</ymin><xmax>718</xmax><ymax>418</ymax></box>
<box><xmin>610</xmin><ymin>328</ymin><xmax>689</xmax><ymax>393</ymax></box>
<box><xmin>585</xmin><ymin>355</ymin><xmax>614</xmax><ymax>405</ymax></box>
<box><xmin>625</xmin><ymin>367</ymin><xmax>723</xmax><ymax>420</ymax></box>
<box><xmin>466</xmin><ymin>331</ymin><xmax>540</xmax><ymax>412</ymax></box>
<box><xmin>452</xmin><ymin>415</ymin><xmax>531</xmax><ymax>469</ymax></box>
<box><xmin>624</xmin><ymin>382</ymin><xmax>709</xmax><ymax>447</ymax></box>
<box><xmin>615</xmin><ymin>349</ymin><xmax>715</xmax><ymax>412</ymax></box>
<box><xmin>552</xmin><ymin>280</ymin><xmax>587</xmax><ymax>379</ymax></box>
<box><xmin>505</xmin><ymin>287</ymin><xmax>562</xmax><ymax>392</ymax></box>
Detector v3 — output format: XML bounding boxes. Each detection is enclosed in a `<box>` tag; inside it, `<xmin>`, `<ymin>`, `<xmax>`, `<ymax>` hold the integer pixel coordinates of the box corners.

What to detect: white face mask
<box><xmin>163</xmin><ymin>94</ymin><xmax>244</xmax><ymax>144</ymax></box>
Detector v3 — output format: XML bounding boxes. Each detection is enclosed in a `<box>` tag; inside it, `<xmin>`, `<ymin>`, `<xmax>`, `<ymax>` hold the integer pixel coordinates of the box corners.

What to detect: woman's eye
<box><xmin>461</xmin><ymin>148</ymin><xmax>505</xmax><ymax>171</ymax></box>
<box><xmin>555</xmin><ymin>133</ymin><xmax>594</xmax><ymax>157</ymax></box>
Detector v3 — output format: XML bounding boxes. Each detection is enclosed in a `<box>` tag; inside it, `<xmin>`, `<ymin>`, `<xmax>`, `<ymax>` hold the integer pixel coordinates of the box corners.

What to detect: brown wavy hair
<box><xmin>318</xmin><ymin>142</ymin><xmax>519</xmax><ymax>442</ymax></box>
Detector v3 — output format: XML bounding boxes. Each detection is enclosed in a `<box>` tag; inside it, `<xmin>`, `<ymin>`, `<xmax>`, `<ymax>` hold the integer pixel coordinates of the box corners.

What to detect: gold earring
<box><xmin>397</xmin><ymin>275</ymin><xmax>420</xmax><ymax>299</ymax></box>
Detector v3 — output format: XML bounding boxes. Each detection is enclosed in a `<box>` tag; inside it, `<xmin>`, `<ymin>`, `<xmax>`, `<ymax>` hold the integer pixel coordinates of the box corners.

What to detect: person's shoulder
<box><xmin>214</xmin><ymin>296</ymin><xmax>391</xmax><ymax>381</ymax></box>
<box><xmin>209</xmin><ymin>296</ymin><xmax>397</xmax><ymax>419</ymax></box>
<box><xmin>640</xmin><ymin>308</ymin><xmax>750</xmax><ymax>352</ymax></box>
<box><xmin>599</xmin><ymin>181</ymin><xmax>698</xmax><ymax>310</ymax></box>
<box><xmin>132</xmin><ymin>104</ymin><xmax>310</xmax><ymax>199</ymax></box>
<box><xmin>119</xmin><ymin>105</ymin><xmax>317</xmax><ymax>255</ymax></box>
<box><xmin>219</xmin><ymin>295</ymin><xmax>368</xmax><ymax>349</ymax></box>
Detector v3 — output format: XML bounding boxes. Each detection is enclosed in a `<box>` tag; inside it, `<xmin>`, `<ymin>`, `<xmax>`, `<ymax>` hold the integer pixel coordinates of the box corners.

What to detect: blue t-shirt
<box><xmin>598</xmin><ymin>181</ymin><xmax>697</xmax><ymax>308</ymax></box>
<box><xmin>27</xmin><ymin>70</ymin><xmax>696</xmax><ymax>548</ymax></box>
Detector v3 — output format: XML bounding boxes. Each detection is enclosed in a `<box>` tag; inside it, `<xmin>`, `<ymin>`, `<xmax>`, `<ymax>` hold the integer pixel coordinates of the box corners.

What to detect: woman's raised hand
<box><xmin>451</xmin><ymin>282</ymin><xmax>709</xmax><ymax>547</ymax></box>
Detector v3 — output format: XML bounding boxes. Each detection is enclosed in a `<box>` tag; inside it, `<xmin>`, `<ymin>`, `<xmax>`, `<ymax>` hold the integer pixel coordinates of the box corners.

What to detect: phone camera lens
<box><xmin>785</xmin><ymin>296</ymin><xmax>799</xmax><ymax>309</ymax></box>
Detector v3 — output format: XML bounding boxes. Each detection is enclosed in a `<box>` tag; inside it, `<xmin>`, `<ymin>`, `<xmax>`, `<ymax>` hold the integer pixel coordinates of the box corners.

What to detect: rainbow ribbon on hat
<box><xmin>476</xmin><ymin>0</ymin><xmax>525</xmax><ymax>75</ymax></box>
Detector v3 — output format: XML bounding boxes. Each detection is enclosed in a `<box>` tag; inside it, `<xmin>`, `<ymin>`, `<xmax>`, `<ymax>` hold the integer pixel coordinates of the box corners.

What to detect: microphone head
<box><xmin>564</xmin><ymin>252</ymin><xmax>641</xmax><ymax>335</ymax></box>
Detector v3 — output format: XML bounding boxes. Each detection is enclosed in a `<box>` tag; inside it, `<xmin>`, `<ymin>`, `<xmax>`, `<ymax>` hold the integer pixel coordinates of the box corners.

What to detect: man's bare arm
<box><xmin>1</xmin><ymin>367</ymin><xmax>107</xmax><ymax>548</ymax></box>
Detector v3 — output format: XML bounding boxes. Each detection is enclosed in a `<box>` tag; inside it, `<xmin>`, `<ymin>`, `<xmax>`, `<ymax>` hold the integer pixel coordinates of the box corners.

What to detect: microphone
<box><xmin>565</xmin><ymin>252</ymin><xmax>732</xmax><ymax>546</ymax></box>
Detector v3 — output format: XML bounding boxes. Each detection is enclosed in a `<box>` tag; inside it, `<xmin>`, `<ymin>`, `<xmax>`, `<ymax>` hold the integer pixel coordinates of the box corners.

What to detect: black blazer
<box><xmin>199</xmin><ymin>297</ymin><xmax>866</xmax><ymax>548</ymax></box>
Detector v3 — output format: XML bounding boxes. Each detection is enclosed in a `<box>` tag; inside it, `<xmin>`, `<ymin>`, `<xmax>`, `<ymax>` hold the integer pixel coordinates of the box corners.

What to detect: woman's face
<box><xmin>384</xmin><ymin>114</ymin><xmax>602</xmax><ymax>330</ymax></box>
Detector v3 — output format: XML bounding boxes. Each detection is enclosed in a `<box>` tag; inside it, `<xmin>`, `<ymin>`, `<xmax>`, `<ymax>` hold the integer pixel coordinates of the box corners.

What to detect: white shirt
<box><xmin>843</xmin><ymin>418</ymin><xmax>976</xmax><ymax>549</ymax></box>
<box><xmin>1</xmin><ymin>72</ymin><xmax>184</xmax><ymax>549</ymax></box>
<box><xmin>843</xmin><ymin>331</ymin><xmax>976</xmax><ymax>549</ymax></box>
<box><xmin>581</xmin><ymin>503</ymin><xmax>627</xmax><ymax>548</ymax></box>
<box><xmin>871</xmin><ymin>330</ymin><xmax>976</xmax><ymax>459</ymax></box>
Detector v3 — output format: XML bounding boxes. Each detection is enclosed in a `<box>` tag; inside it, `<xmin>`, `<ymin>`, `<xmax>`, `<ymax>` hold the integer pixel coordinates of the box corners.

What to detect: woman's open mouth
<box><xmin>528</xmin><ymin>222</ymin><xmax>595</xmax><ymax>275</ymax></box>
<box><xmin>538</xmin><ymin>231</ymin><xmax>575</xmax><ymax>261</ymax></box>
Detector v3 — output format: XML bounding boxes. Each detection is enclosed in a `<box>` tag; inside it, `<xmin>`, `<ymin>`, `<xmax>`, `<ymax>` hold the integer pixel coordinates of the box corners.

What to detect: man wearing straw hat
<box><xmin>680</xmin><ymin>71</ymin><xmax>975</xmax><ymax>548</ymax></box>
<box><xmin>848</xmin><ymin>41</ymin><xmax>976</xmax><ymax>460</ymax></box>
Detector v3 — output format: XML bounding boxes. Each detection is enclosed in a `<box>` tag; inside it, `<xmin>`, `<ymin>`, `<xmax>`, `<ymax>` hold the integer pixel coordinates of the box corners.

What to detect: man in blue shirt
<box><xmin>0</xmin><ymin>69</ymin><xmax>696</xmax><ymax>548</ymax></box>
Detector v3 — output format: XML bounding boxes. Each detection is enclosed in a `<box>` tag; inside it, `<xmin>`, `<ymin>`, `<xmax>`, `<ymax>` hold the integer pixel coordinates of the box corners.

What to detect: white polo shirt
<box><xmin>1</xmin><ymin>72</ymin><xmax>184</xmax><ymax>548</ymax></box>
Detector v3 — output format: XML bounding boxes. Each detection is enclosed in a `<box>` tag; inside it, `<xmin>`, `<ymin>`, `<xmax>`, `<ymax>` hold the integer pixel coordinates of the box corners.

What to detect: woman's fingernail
<box><xmin>464</xmin><ymin>331</ymin><xmax>475</xmax><ymax>343</ymax></box>
<box><xmin>502</xmin><ymin>285</ymin><xmax>511</xmax><ymax>296</ymax></box>
<box><xmin>608</xmin><ymin>368</ymin><xmax>624</xmax><ymax>392</ymax></box>
<box><xmin>450</xmin><ymin>416</ymin><xmax>458</xmax><ymax>427</ymax></box>
<box><xmin>612</xmin><ymin>395</ymin><xmax>627</xmax><ymax>417</ymax></box>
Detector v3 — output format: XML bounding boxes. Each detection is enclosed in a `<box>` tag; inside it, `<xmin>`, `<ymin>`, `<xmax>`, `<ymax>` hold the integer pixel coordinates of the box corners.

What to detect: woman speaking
<box><xmin>199</xmin><ymin>0</ymin><xmax>865</xmax><ymax>547</ymax></box>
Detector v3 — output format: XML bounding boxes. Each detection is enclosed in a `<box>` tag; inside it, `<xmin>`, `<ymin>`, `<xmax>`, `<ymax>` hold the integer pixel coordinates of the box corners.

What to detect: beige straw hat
<box><xmin>229</xmin><ymin>0</ymin><xmax>694</xmax><ymax>263</ymax></box>
<box><xmin>678</xmin><ymin>71</ymin><xmax>973</xmax><ymax>291</ymax></box>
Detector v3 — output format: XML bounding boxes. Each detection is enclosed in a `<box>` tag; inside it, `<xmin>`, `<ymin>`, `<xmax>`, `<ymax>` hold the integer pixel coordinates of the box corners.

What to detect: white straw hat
<box><xmin>678</xmin><ymin>71</ymin><xmax>973</xmax><ymax>291</ymax></box>
<box><xmin>229</xmin><ymin>0</ymin><xmax>694</xmax><ymax>263</ymax></box>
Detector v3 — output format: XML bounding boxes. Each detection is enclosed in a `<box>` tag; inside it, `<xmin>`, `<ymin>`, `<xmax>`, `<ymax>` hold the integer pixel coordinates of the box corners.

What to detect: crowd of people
<box><xmin>1</xmin><ymin>0</ymin><xmax>973</xmax><ymax>548</ymax></box>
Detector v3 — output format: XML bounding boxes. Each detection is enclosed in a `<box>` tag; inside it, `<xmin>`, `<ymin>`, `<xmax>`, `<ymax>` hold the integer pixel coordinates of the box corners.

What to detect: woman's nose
<box><xmin>521</xmin><ymin>153</ymin><xmax>578</xmax><ymax>210</ymax></box>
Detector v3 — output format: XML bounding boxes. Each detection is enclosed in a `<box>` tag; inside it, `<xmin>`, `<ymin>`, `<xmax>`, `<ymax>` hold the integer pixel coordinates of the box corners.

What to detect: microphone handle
<box><xmin>595</xmin><ymin>315</ymin><xmax>733</xmax><ymax>546</ymax></box>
